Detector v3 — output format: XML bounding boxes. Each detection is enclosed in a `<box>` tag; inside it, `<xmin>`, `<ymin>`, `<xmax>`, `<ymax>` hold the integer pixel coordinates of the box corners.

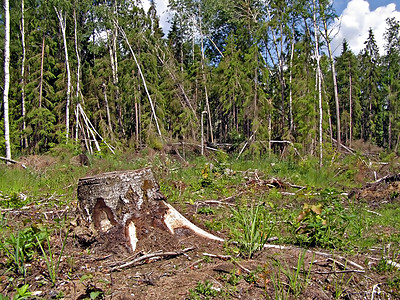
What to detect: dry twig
<box><xmin>110</xmin><ymin>247</ymin><xmax>195</xmax><ymax>271</ymax></box>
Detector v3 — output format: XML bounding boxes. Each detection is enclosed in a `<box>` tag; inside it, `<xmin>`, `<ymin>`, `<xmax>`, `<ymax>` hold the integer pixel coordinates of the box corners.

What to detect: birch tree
<box><xmin>319</xmin><ymin>0</ymin><xmax>341</xmax><ymax>151</ymax></box>
<box><xmin>312</xmin><ymin>0</ymin><xmax>323</xmax><ymax>166</ymax></box>
<box><xmin>3</xmin><ymin>0</ymin><xmax>11</xmax><ymax>160</ymax></box>
<box><xmin>20</xmin><ymin>0</ymin><xmax>27</xmax><ymax>148</ymax></box>
<box><xmin>54</xmin><ymin>5</ymin><xmax>72</xmax><ymax>142</ymax></box>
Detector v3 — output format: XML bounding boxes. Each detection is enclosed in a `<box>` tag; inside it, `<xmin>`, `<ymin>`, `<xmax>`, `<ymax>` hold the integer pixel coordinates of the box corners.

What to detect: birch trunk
<box><xmin>54</xmin><ymin>7</ymin><xmax>72</xmax><ymax>142</ymax></box>
<box><xmin>102</xmin><ymin>82</ymin><xmax>113</xmax><ymax>133</ymax></box>
<box><xmin>349</xmin><ymin>72</ymin><xmax>353</xmax><ymax>147</ymax></box>
<box><xmin>313</xmin><ymin>0</ymin><xmax>323</xmax><ymax>167</ymax></box>
<box><xmin>321</xmin><ymin>12</ymin><xmax>341</xmax><ymax>151</ymax></box>
<box><xmin>73</xmin><ymin>7</ymin><xmax>81</xmax><ymax>144</ymax></box>
<box><xmin>3</xmin><ymin>0</ymin><xmax>11</xmax><ymax>160</ymax></box>
<box><xmin>198</xmin><ymin>4</ymin><xmax>214</xmax><ymax>144</ymax></box>
<box><xmin>289</xmin><ymin>24</ymin><xmax>295</xmax><ymax>134</ymax></box>
<box><xmin>20</xmin><ymin>0</ymin><xmax>27</xmax><ymax>148</ymax></box>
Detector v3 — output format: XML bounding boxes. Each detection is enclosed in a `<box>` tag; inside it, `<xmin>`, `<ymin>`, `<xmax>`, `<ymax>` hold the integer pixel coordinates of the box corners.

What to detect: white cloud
<box><xmin>331</xmin><ymin>0</ymin><xmax>400</xmax><ymax>56</ymax></box>
<box><xmin>142</xmin><ymin>0</ymin><xmax>172</xmax><ymax>34</ymax></box>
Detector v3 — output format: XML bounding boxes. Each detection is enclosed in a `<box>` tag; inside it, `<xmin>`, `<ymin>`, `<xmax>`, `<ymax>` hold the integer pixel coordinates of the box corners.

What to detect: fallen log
<box><xmin>0</xmin><ymin>156</ymin><xmax>27</xmax><ymax>169</ymax></box>
<box><xmin>77</xmin><ymin>168</ymin><xmax>223</xmax><ymax>254</ymax></box>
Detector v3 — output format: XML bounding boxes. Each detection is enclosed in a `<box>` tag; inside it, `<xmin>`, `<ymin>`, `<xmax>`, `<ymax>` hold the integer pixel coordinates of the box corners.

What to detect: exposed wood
<box><xmin>308</xmin><ymin>269</ymin><xmax>365</xmax><ymax>274</ymax></box>
<box><xmin>0</xmin><ymin>156</ymin><xmax>27</xmax><ymax>169</ymax></box>
<box><xmin>237</xmin><ymin>130</ymin><xmax>257</xmax><ymax>160</ymax></box>
<box><xmin>54</xmin><ymin>6</ymin><xmax>72</xmax><ymax>141</ymax></box>
<box><xmin>77</xmin><ymin>168</ymin><xmax>223</xmax><ymax>254</ymax></box>
<box><xmin>369</xmin><ymin>173</ymin><xmax>400</xmax><ymax>185</ymax></box>
<box><xmin>109</xmin><ymin>247</ymin><xmax>195</xmax><ymax>271</ymax></box>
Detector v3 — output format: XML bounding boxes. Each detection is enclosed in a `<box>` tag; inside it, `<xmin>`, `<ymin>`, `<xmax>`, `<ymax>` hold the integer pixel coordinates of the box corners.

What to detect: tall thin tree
<box><xmin>3</xmin><ymin>0</ymin><xmax>11</xmax><ymax>160</ymax></box>
<box><xmin>54</xmin><ymin>6</ymin><xmax>72</xmax><ymax>142</ymax></box>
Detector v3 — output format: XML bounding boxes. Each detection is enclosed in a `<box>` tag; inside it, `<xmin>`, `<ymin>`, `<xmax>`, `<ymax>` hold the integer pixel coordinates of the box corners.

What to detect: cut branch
<box><xmin>110</xmin><ymin>247</ymin><xmax>195</xmax><ymax>271</ymax></box>
<box><xmin>0</xmin><ymin>156</ymin><xmax>27</xmax><ymax>169</ymax></box>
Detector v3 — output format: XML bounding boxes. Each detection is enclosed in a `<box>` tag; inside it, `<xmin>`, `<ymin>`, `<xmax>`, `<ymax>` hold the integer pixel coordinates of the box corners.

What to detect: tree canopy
<box><xmin>1</xmin><ymin>0</ymin><xmax>400</xmax><ymax>158</ymax></box>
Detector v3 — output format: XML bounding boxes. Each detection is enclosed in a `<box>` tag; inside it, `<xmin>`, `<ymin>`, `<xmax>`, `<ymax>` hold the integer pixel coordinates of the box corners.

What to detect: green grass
<box><xmin>0</xmin><ymin>149</ymin><xmax>400</xmax><ymax>297</ymax></box>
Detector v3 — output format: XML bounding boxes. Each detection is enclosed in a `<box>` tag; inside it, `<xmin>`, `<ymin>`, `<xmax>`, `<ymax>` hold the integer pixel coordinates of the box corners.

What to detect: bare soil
<box><xmin>1</xmin><ymin>156</ymin><xmax>400</xmax><ymax>299</ymax></box>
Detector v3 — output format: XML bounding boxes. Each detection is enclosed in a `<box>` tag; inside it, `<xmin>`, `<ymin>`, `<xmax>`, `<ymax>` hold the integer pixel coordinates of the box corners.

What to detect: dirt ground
<box><xmin>0</xmin><ymin>195</ymin><xmax>398</xmax><ymax>300</ymax></box>
<box><xmin>1</xmin><ymin>155</ymin><xmax>400</xmax><ymax>299</ymax></box>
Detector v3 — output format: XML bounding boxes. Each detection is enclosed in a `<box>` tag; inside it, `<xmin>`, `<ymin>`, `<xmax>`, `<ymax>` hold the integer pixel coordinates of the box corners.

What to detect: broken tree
<box><xmin>77</xmin><ymin>168</ymin><xmax>223</xmax><ymax>254</ymax></box>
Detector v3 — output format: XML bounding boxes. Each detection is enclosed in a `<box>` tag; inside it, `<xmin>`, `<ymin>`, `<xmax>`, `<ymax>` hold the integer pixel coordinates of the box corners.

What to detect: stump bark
<box><xmin>77</xmin><ymin>168</ymin><xmax>223</xmax><ymax>253</ymax></box>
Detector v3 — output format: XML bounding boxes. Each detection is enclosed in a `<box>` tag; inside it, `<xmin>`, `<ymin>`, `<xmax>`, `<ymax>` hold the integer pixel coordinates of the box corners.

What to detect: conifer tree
<box><xmin>383</xmin><ymin>18</ymin><xmax>400</xmax><ymax>150</ymax></box>
<box><xmin>359</xmin><ymin>28</ymin><xmax>382</xmax><ymax>145</ymax></box>
<box><xmin>335</xmin><ymin>40</ymin><xmax>361</xmax><ymax>146</ymax></box>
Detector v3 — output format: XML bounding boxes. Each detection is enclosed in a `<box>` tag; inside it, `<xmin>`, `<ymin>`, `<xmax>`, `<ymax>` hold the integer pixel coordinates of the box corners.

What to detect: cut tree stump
<box><xmin>77</xmin><ymin>168</ymin><xmax>223</xmax><ymax>254</ymax></box>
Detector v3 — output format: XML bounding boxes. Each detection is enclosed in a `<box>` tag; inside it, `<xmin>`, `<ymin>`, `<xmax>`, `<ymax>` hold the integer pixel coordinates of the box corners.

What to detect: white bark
<box><xmin>289</xmin><ymin>25</ymin><xmax>295</xmax><ymax>134</ymax></box>
<box><xmin>54</xmin><ymin>7</ymin><xmax>72</xmax><ymax>142</ymax></box>
<box><xmin>73</xmin><ymin>8</ymin><xmax>81</xmax><ymax>101</ymax></box>
<box><xmin>20</xmin><ymin>0</ymin><xmax>27</xmax><ymax>148</ymax></box>
<box><xmin>321</xmin><ymin>12</ymin><xmax>341</xmax><ymax>151</ymax></box>
<box><xmin>349</xmin><ymin>72</ymin><xmax>353</xmax><ymax>147</ymax></box>
<box><xmin>3</xmin><ymin>0</ymin><xmax>11</xmax><ymax>160</ymax></box>
<box><xmin>198</xmin><ymin>4</ymin><xmax>214</xmax><ymax>144</ymax></box>
<box><xmin>313</xmin><ymin>0</ymin><xmax>323</xmax><ymax>167</ymax></box>
<box><xmin>73</xmin><ymin>8</ymin><xmax>81</xmax><ymax>144</ymax></box>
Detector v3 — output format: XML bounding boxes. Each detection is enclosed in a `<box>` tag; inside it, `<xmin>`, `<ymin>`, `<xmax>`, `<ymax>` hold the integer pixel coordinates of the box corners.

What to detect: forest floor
<box><xmin>0</xmin><ymin>149</ymin><xmax>400</xmax><ymax>299</ymax></box>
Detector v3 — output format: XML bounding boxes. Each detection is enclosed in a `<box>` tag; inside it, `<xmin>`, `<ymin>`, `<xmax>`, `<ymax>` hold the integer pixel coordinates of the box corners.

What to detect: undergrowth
<box><xmin>0</xmin><ymin>148</ymin><xmax>399</xmax><ymax>298</ymax></box>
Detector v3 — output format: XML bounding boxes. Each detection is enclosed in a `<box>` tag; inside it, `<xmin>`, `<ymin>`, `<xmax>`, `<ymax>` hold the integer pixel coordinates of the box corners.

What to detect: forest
<box><xmin>1</xmin><ymin>1</ymin><xmax>400</xmax><ymax>298</ymax></box>
<box><xmin>0</xmin><ymin>0</ymin><xmax>399</xmax><ymax>160</ymax></box>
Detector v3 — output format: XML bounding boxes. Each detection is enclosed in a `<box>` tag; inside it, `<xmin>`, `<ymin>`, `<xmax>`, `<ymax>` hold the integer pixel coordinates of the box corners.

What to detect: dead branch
<box><xmin>171</xmin><ymin>142</ymin><xmax>219</xmax><ymax>152</ymax></box>
<box><xmin>203</xmin><ymin>253</ymin><xmax>251</xmax><ymax>273</ymax></box>
<box><xmin>194</xmin><ymin>200</ymin><xmax>236</xmax><ymax>209</ymax></box>
<box><xmin>332</xmin><ymin>138</ymin><xmax>355</xmax><ymax>154</ymax></box>
<box><xmin>312</xmin><ymin>250</ymin><xmax>365</xmax><ymax>270</ymax></box>
<box><xmin>172</xmin><ymin>146</ymin><xmax>188</xmax><ymax>165</ymax></box>
<box><xmin>269</xmin><ymin>140</ymin><xmax>303</xmax><ymax>159</ymax></box>
<box><xmin>202</xmin><ymin>253</ymin><xmax>231</xmax><ymax>261</ymax></box>
<box><xmin>237</xmin><ymin>130</ymin><xmax>257</xmax><ymax>160</ymax></box>
<box><xmin>0</xmin><ymin>156</ymin><xmax>27</xmax><ymax>169</ymax></box>
<box><xmin>308</xmin><ymin>269</ymin><xmax>365</xmax><ymax>274</ymax></box>
<box><xmin>386</xmin><ymin>259</ymin><xmax>400</xmax><ymax>270</ymax></box>
<box><xmin>262</xmin><ymin>244</ymin><xmax>365</xmax><ymax>271</ymax></box>
<box><xmin>110</xmin><ymin>247</ymin><xmax>195</xmax><ymax>271</ymax></box>
<box><xmin>369</xmin><ymin>173</ymin><xmax>400</xmax><ymax>185</ymax></box>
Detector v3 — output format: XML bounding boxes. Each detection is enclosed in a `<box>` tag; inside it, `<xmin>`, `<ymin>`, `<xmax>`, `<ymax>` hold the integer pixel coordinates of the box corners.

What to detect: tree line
<box><xmin>1</xmin><ymin>0</ymin><xmax>400</xmax><ymax>162</ymax></box>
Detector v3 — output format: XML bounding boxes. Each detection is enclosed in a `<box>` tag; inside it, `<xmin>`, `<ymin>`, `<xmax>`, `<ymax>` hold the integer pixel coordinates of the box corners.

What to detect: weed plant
<box><xmin>0</xmin><ymin>226</ymin><xmax>46</xmax><ymax>278</ymax></box>
<box><xmin>188</xmin><ymin>280</ymin><xmax>218</xmax><ymax>299</ymax></box>
<box><xmin>231</xmin><ymin>203</ymin><xmax>275</xmax><ymax>258</ymax></box>
<box><xmin>0</xmin><ymin>284</ymin><xmax>31</xmax><ymax>300</ymax></box>
<box><xmin>292</xmin><ymin>188</ymin><xmax>352</xmax><ymax>249</ymax></box>
<box><xmin>270</xmin><ymin>251</ymin><xmax>314</xmax><ymax>298</ymax></box>
<box><xmin>36</xmin><ymin>229</ymin><xmax>68</xmax><ymax>285</ymax></box>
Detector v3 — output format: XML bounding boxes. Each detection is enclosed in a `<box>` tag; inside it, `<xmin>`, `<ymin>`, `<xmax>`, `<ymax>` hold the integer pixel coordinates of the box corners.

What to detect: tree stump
<box><xmin>77</xmin><ymin>168</ymin><xmax>223</xmax><ymax>254</ymax></box>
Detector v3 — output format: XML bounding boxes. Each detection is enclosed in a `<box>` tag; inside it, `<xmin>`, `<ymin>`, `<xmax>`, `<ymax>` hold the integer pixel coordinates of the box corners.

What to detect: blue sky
<box><xmin>330</xmin><ymin>0</ymin><xmax>400</xmax><ymax>55</ymax></box>
<box><xmin>144</xmin><ymin>0</ymin><xmax>400</xmax><ymax>56</ymax></box>
<box><xmin>333</xmin><ymin>0</ymin><xmax>396</xmax><ymax>14</ymax></box>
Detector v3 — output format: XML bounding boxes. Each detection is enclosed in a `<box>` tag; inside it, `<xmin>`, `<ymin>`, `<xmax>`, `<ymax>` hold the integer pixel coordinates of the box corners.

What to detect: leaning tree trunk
<box><xmin>54</xmin><ymin>7</ymin><xmax>71</xmax><ymax>141</ymax></box>
<box><xmin>77</xmin><ymin>168</ymin><xmax>223</xmax><ymax>254</ymax></box>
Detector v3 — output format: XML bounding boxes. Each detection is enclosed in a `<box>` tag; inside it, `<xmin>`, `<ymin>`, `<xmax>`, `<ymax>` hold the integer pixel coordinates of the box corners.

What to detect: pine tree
<box><xmin>335</xmin><ymin>40</ymin><xmax>361</xmax><ymax>146</ymax></box>
<box><xmin>383</xmin><ymin>17</ymin><xmax>400</xmax><ymax>150</ymax></box>
<box><xmin>359</xmin><ymin>28</ymin><xmax>383</xmax><ymax>145</ymax></box>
